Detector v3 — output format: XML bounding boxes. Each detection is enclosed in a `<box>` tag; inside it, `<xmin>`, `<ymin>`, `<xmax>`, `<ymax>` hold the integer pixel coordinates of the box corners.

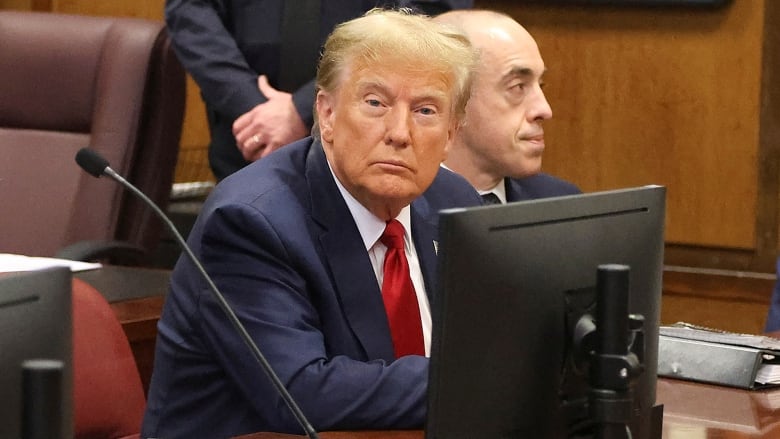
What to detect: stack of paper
<box><xmin>0</xmin><ymin>253</ymin><xmax>101</xmax><ymax>273</ymax></box>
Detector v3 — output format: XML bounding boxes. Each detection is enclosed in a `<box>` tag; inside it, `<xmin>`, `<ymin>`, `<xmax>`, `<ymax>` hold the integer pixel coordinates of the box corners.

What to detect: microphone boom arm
<box><xmin>87</xmin><ymin>156</ymin><xmax>319</xmax><ymax>439</ymax></box>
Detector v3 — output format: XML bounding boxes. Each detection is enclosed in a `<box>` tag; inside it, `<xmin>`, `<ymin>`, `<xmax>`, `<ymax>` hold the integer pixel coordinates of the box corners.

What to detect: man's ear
<box><xmin>316</xmin><ymin>91</ymin><xmax>335</xmax><ymax>143</ymax></box>
<box><xmin>442</xmin><ymin>119</ymin><xmax>460</xmax><ymax>160</ymax></box>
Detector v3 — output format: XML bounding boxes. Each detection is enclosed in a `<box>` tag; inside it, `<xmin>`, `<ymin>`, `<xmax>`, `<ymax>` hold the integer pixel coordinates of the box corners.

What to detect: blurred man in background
<box><xmin>435</xmin><ymin>9</ymin><xmax>580</xmax><ymax>204</ymax></box>
<box><xmin>166</xmin><ymin>0</ymin><xmax>473</xmax><ymax>180</ymax></box>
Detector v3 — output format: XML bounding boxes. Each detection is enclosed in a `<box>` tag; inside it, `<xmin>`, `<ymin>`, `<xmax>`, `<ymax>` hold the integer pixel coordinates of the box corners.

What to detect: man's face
<box><xmin>462</xmin><ymin>24</ymin><xmax>552</xmax><ymax>179</ymax></box>
<box><xmin>317</xmin><ymin>61</ymin><xmax>456</xmax><ymax>220</ymax></box>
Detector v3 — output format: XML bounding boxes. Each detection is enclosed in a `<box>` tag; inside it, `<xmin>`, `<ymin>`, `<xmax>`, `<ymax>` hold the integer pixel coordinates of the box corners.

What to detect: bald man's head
<box><xmin>435</xmin><ymin>10</ymin><xmax>535</xmax><ymax>50</ymax></box>
<box><xmin>435</xmin><ymin>9</ymin><xmax>553</xmax><ymax>190</ymax></box>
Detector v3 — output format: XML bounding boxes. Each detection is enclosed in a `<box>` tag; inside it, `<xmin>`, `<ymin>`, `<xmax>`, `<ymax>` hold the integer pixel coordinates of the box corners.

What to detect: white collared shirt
<box><xmin>329</xmin><ymin>164</ymin><xmax>432</xmax><ymax>357</ymax></box>
<box><xmin>439</xmin><ymin>163</ymin><xmax>507</xmax><ymax>204</ymax></box>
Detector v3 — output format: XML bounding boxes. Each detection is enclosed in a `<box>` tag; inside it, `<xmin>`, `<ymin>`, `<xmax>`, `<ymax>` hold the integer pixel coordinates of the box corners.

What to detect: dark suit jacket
<box><xmin>505</xmin><ymin>173</ymin><xmax>581</xmax><ymax>202</ymax></box>
<box><xmin>141</xmin><ymin>137</ymin><xmax>482</xmax><ymax>438</ymax></box>
<box><xmin>764</xmin><ymin>257</ymin><xmax>780</xmax><ymax>332</ymax></box>
<box><xmin>165</xmin><ymin>0</ymin><xmax>473</xmax><ymax>179</ymax></box>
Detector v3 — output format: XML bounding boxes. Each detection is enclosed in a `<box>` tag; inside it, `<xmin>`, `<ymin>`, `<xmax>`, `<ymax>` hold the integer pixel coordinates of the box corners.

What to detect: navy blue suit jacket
<box><xmin>142</xmin><ymin>138</ymin><xmax>482</xmax><ymax>438</ymax></box>
<box><xmin>764</xmin><ymin>257</ymin><xmax>780</xmax><ymax>332</ymax></box>
<box><xmin>505</xmin><ymin>173</ymin><xmax>581</xmax><ymax>202</ymax></box>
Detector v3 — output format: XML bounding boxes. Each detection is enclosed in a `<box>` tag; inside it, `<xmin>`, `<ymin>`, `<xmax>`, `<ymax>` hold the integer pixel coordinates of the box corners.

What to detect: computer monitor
<box><xmin>427</xmin><ymin>185</ymin><xmax>665</xmax><ymax>439</ymax></box>
<box><xmin>0</xmin><ymin>266</ymin><xmax>73</xmax><ymax>438</ymax></box>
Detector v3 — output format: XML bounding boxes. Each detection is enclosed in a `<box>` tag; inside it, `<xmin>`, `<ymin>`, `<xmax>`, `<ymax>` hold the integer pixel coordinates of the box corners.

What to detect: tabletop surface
<box><xmin>234</xmin><ymin>378</ymin><xmax>780</xmax><ymax>438</ymax></box>
<box><xmin>78</xmin><ymin>266</ymin><xmax>780</xmax><ymax>439</ymax></box>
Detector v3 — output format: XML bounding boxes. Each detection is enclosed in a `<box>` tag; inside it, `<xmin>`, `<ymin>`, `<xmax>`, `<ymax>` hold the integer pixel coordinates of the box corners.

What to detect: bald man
<box><xmin>436</xmin><ymin>10</ymin><xmax>579</xmax><ymax>204</ymax></box>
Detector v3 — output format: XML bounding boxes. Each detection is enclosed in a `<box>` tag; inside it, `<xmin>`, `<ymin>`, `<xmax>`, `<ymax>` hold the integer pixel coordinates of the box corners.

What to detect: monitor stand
<box><xmin>572</xmin><ymin>265</ymin><xmax>664</xmax><ymax>439</ymax></box>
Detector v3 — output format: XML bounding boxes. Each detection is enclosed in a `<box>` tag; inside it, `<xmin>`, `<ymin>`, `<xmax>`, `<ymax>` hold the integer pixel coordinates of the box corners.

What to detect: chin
<box><xmin>510</xmin><ymin>166</ymin><xmax>542</xmax><ymax>179</ymax></box>
<box><xmin>368</xmin><ymin>181</ymin><xmax>420</xmax><ymax>202</ymax></box>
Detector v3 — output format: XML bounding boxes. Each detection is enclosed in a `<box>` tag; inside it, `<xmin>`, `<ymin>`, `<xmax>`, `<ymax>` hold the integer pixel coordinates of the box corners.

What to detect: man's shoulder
<box><xmin>422</xmin><ymin>166</ymin><xmax>483</xmax><ymax>209</ymax></box>
<box><xmin>202</xmin><ymin>138</ymin><xmax>316</xmax><ymax>216</ymax></box>
<box><xmin>508</xmin><ymin>173</ymin><xmax>581</xmax><ymax>201</ymax></box>
<box><xmin>217</xmin><ymin>138</ymin><xmax>313</xmax><ymax>189</ymax></box>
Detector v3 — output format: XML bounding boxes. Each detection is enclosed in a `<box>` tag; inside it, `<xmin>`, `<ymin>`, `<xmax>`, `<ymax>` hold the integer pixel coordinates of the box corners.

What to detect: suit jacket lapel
<box><xmin>505</xmin><ymin>176</ymin><xmax>526</xmax><ymax>202</ymax></box>
<box><xmin>410</xmin><ymin>196</ymin><xmax>439</xmax><ymax>307</ymax></box>
<box><xmin>306</xmin><ymin>141</ymin><xmax>395</xmax><ymax>361</ymax></box>
<box><xmin>504</xmin><ymin>178</ymin><xmax>523</xmax><ymax>203</ymax></box>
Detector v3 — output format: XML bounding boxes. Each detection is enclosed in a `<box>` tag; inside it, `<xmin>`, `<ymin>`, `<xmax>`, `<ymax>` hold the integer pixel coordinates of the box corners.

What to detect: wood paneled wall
<box><xmin>476</xmin><ymin>0</ymin><xmax>779</xmax><ymax>333</ymax></box>
<box><xmin>5</xmin><ymin>0</ymin><xmax>776</xmax><ymax>272</ymax></box>
<box><xmin>477</xmin><ymin>0</ymin><xmax>780</xmax><ymax>273</ymax></box>
<box><xmin>3</xmin><ymin>0</ymin><xmax>778</xmax><ymax>332</ymax></box>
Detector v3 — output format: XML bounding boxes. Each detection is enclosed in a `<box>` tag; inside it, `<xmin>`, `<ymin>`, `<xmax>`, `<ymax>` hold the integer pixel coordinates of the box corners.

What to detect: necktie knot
<box><xmin>481</xmin><ymin>193</ymin><xmax>502</xmax><ymax>205</ymax></box>
<box><xmin>380</xmin><ymin>220</ymin><xmax>406</xmax><ymax>250</ymax></box>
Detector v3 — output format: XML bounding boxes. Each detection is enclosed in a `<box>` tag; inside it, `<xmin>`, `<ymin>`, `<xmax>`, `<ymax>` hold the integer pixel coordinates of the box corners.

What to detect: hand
<box><xmin>233</xmin><ymin>75</ymin><xmax>309</xmax><ymax>162</ymax></box>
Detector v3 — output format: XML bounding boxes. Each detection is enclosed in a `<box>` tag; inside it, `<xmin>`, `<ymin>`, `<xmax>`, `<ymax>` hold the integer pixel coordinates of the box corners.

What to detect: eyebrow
<box><xmin>356</xmin><ymin>78</ymin><xmax>449</xmax><ymax>104</ymax></box>
<box><xmin>505</xmin><ymin>66</ymin><xmax>547</xmax><ymax>80</ymax></box>
<box><xmin>356</xmin><ymin>79</ymin><xmax>389</xmax><ymax>95</ymax></box>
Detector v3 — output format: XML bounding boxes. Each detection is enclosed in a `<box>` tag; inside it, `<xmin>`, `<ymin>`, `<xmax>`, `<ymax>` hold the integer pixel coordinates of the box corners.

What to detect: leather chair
<box><xmin>0</xmin><ymin>11</ymin><xmax>185</xmax><ymax>264</ymax></box>
<box><xmin>72</xmin><ymin>278</ymin><xmax>146</xmax><ymax>439</ymax></box>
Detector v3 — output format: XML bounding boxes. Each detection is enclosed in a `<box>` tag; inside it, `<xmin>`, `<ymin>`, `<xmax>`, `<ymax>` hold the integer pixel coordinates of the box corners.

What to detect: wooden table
<box><xmin>657</xmin><ymin>378</ymin><xmax>780</xmax><ymax>438</ymax></box>
<box><xmin>75</xmin><ymin>266</ymin><xmax>780</xmax><ymax>437</ymax></box>
<box><xmin>235</xmin><ymin>378</ymin><xmax>780</xmax><ymax>438</ymax></box>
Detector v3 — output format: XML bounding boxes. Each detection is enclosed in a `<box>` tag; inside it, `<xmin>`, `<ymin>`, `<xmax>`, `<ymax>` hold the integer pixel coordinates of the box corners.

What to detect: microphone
<box><xmin>74</xmin><ymin>148</ymin><xmax>319</xmax><ymax>439</ymax></box>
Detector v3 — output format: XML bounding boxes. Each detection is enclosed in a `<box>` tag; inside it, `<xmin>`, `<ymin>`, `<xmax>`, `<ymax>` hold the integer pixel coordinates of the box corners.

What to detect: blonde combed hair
<box><xmin>316</xmin><ymin>8</ymin><xmax>477</xmax><ymax>123</ymax></box>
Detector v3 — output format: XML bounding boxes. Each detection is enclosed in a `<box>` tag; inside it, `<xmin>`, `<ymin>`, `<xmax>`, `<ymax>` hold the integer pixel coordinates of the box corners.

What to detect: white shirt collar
<box><xmin>439</xmin><ymin>163</ymin><xmax>506</xmax><ymax>204</ymax></box>
<box><xmin>328</xmin><ymin>161</ymin><xmax>412</xmax><ymax>251</ymax></box>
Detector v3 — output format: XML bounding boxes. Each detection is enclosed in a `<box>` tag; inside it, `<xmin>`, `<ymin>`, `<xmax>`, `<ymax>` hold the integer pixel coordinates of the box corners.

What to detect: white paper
<box><xmin>0</xmin><ymin>253</ymin><xmax>102</xmax><ymax>273</ymax></box>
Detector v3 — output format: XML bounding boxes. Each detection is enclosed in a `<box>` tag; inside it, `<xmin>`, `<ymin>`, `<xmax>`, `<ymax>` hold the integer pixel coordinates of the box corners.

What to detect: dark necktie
<box><xmin>380</xmin><ymin>220</ymin><xmax>425</xmax><ymax>358</ymax></box>
<box><xmin>279</xmin><ymin>0</ymin><xmax>321</xmax><ymax>91</ymax></box>
<box><xmin>481</xmin><ymin>193</ymin><xmax>502</xmax><ymax>205</ymax></box>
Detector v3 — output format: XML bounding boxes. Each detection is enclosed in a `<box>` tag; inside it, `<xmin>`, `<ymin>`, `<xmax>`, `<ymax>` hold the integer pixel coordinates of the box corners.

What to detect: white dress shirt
<box><xmin>329</xmin><ymin>164</ymin><xmax>432</xmax><ymax>356</ymax></box>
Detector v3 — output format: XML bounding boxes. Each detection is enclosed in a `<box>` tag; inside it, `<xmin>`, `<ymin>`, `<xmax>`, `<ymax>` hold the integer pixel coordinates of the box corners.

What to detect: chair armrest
<box><xmin>56</xmin><ymin>240</ymin><xmax>147</xmax><ymax>266</ymax></box>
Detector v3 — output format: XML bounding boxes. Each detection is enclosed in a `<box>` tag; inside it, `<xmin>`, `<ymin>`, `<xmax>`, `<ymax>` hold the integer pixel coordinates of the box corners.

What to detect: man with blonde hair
<box><xmin>436</xmin><ymin>10</ymin><xmax>579</xmax><ymax>204</ymax></box>
<box><xmin>142</xmin><ymin>9</ymin><xmax>480</xmax><ymax>438</ymax></box>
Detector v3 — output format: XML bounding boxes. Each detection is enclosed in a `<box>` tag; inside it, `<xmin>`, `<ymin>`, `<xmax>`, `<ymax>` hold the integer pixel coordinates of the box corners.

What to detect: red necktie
<box><xmin>380</xmin><ymin>220</ymin><xmax>425</xmax><ymax>358</ymax></box>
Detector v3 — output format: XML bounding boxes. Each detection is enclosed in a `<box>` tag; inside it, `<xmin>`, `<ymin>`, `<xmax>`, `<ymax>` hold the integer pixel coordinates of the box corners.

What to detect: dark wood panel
<box><xmin>661</xmin><ymin>267</ymin><xmax>777</xmax><ymax>334</ymax></box>
<box><xmin>111</xmin><ymin>295</ymin><xmax>166</xmax><ymax>396</ymax></box>
<box><xmin>51</xmin><ymin>0</ymin><xmax>163</xmax><ymax>19</ymax></box>
<box><xmin>757</xmin><ymin>1</ymin><xmax>780</xmax><ymax>265</ymax></box>
<box><xmin>43</xmin><ymin>0</ymin><xmax>780</xmax><ymax>270</ymax></box>
<box><xmin>476</xmin><ymin>0</ymin><xmax>779</xmax><ymax>272</ymax></box>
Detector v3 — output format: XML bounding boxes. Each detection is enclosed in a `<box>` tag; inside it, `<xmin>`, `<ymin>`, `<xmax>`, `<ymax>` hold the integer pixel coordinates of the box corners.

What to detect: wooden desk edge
<box><xmin>235</xmin><ymin>431</ymin><xmax>423</xmax><ymax>439</ymax></box>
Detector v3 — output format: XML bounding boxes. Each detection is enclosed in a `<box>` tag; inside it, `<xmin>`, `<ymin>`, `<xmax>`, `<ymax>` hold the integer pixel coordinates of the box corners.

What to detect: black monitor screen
<box><xmin>427</xmin><ymin>185</ymin><xmax>665</xmax><ymax>439</ymax></box>
<box><xmin>0</xmin><ymin>267</ymin><xmax>73</xmax><ymax>438</ymax></box>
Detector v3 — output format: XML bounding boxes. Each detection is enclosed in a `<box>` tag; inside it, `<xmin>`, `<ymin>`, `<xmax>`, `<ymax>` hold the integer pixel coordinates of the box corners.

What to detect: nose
<box><xmin>384</xmin><ymin>106</ymin><xmax>412</xmax><ymax>147</ymax></box>
<box><xmin>529</xmin><ymin>86</ymin><xmax>553</xmax><ymax>122</ymax></box>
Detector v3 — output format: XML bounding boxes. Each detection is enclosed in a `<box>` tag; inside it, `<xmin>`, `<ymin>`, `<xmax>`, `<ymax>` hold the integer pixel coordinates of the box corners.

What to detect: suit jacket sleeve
<box><xmin>765</xmin><ymin>257</ymin><xmax>780</xmax><ymax>332</ymax></box>
<box><xmin>165</xmin><ymin>0</ymin><xmax>267</xmax><ymax>122</ymax></box>
<box><xmin>165</xmin><ymin>0</ymin><xmax>472</xmax><ymax>126</ymax></box>
<box><xmin>195</xmin><ymin>200</ymin><xmax>427</xmax><ymax>432</ymax></box>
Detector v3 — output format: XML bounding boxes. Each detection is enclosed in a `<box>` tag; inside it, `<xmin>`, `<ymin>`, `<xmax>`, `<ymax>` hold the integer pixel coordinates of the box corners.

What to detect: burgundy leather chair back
<box><xmin>72</xmin><ymin>278</ymin><xmax>146</xmax><ymax>439</ymax></box>
<box><xmin>0</xmin><ymin>11</ymin><xmax>185</xmax><ymax>258</ymax></box>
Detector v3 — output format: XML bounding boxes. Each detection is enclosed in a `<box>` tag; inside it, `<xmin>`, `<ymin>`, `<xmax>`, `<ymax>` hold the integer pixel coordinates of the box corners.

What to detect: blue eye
<box><xmin>367</xmin><ymin>99</ymin><xmax>381</xmax><ymax>107</ymax></box>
